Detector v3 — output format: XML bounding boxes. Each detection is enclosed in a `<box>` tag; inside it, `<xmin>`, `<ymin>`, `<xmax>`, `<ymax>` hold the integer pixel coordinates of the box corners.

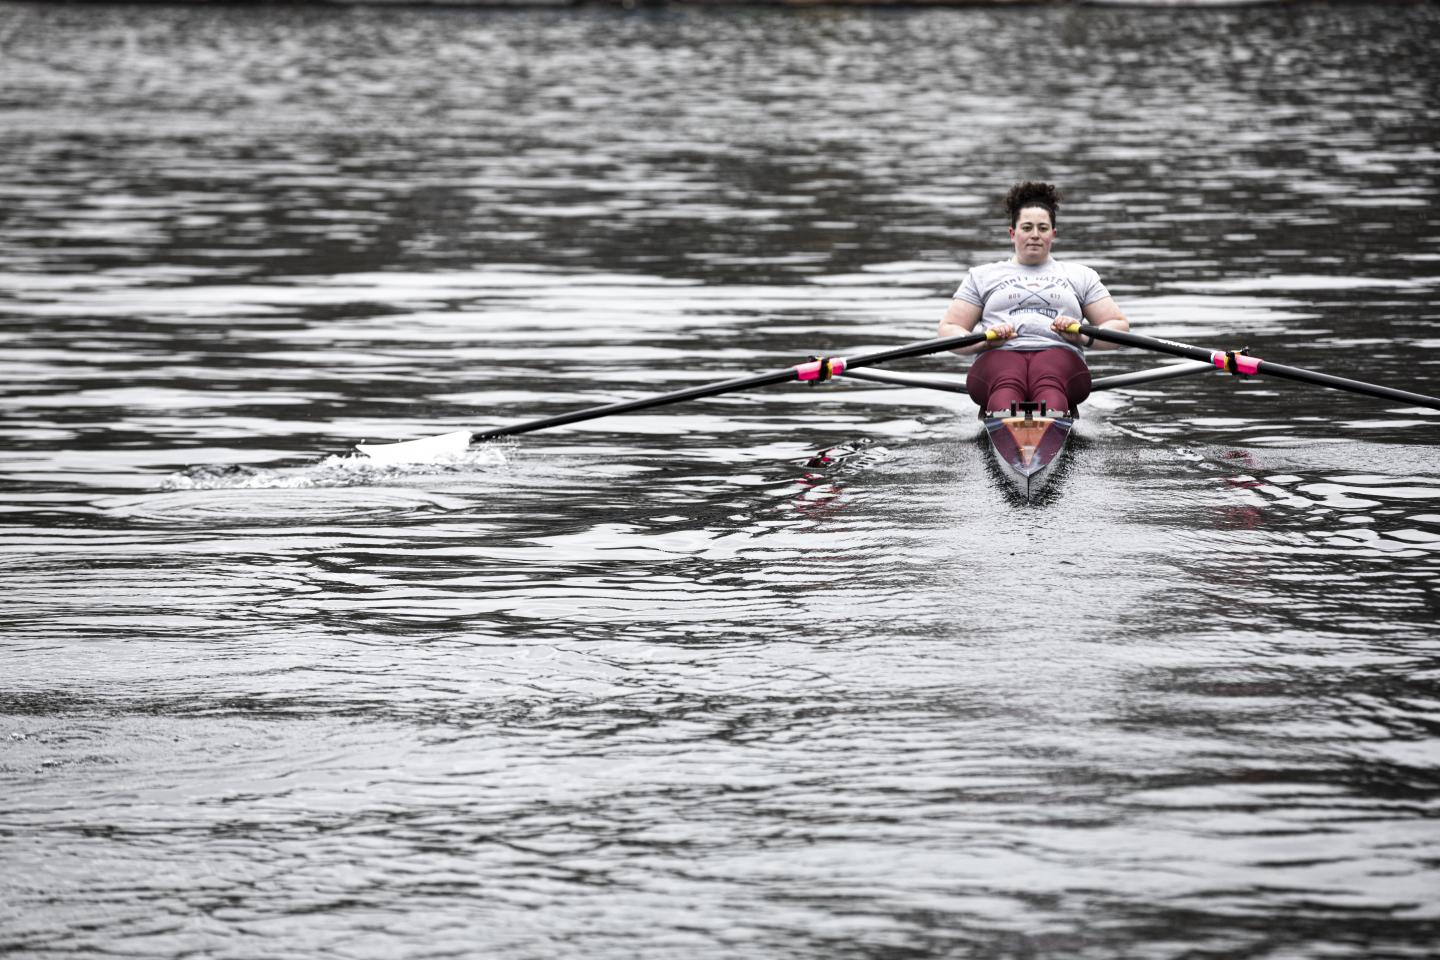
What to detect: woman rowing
<box><xmin>938</xmin><ymin>181</ymin><xmax>1130</xmax><ymax>416</ymax></box>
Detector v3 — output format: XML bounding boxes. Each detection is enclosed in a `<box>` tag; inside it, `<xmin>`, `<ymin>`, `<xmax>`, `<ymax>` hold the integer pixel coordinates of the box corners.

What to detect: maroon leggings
<box><xmin>967</xmin><ymin>348</ymin><xmax>1091</xmax><ymax>415</ymax></box>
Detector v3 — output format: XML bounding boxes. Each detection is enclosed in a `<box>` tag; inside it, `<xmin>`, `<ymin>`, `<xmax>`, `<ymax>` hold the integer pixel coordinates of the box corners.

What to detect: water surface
<box><xmin>2</xmin><ymin>3</ymin><xmax>1439</xmax><ymax>957</ymax></box>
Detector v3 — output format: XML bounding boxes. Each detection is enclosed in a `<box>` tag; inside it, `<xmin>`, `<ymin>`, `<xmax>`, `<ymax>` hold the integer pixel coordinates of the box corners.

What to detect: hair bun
<box><xmin>1004</xmin><ymin>181</ymin><xmax>1062</xmax><ymax>226</ymax></box>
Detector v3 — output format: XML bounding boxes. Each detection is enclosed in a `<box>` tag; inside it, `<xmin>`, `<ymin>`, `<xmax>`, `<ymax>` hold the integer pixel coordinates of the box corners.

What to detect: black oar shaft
<box><xmin>1247</xmin><ymin>359</ymin><xmax>1440</xmax><ymax>410</ymax></box>
<box><xmin>474</xmin><ymin>330</ymin><xmax>994</xmax><ymax>439</ymax></box>
<box><xmin>1076</xmin><ymin>325</ymin><xmax>1217</xmax><ymax>364</ymax></box>
<box><xmin>475</xmin><ymin>368</ymin><xmax>796</xmax><ymax>439</ymax></box>
<box><xmin>843</xmin><ymin>332</ymin><xmax>990</xmax><ymax>369</ymax></box>
<box><xmin>1078</xmin><ymin>323</ymin><xmax>1440</xmax><ymax>412</ymax></box>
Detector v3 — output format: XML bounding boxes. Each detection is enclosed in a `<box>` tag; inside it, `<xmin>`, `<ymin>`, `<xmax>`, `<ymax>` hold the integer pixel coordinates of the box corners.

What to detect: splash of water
<box><xmin>157</xmin><ymin>445</ymin><xmax>511</xmax><ymax>491</ymax></box>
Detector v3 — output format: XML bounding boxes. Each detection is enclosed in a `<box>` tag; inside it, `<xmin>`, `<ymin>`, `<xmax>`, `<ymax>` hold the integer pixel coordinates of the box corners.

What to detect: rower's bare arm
<box><xmin>939</xmin><ymin>299</ymin><xmax>986</xmax><ymax>354</ymax></box>
<box><xmin>1081</xmin><ymin>297</ymin><xmax>1129</xmax><ymax>351</ymax></box>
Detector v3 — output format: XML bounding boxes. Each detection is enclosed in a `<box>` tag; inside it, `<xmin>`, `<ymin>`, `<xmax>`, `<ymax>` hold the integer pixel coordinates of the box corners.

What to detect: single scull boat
<box><xmin>354</xmin><ymin>324</ymin><xmax>1440</xmax><ymax>502</ymax></box>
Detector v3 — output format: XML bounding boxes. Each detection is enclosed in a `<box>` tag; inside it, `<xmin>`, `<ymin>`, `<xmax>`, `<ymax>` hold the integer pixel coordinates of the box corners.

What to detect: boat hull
<box><xmin>983</xmin><ymin>415</ymin><xmax>1074</xmax><ymax>499</ymax></box>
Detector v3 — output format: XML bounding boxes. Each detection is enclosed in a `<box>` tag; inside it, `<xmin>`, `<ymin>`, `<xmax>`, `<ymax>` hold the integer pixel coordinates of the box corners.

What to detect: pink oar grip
<box><xmin>1211</xmin><ymin>352</ymin><xmax>1261</xmax><ymax>375</ymax></box>
<box><xmin>795</xmin><ymin>357</ymin><xmax>848</xmax><ymax>381</ymax></box>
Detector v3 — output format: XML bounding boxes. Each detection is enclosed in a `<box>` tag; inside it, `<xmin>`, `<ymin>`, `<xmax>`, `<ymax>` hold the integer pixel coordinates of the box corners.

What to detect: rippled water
<box><xmin>3</xmin><ymin>2</ymin><xmax>1439</xmax><ymax>957</ymax></box>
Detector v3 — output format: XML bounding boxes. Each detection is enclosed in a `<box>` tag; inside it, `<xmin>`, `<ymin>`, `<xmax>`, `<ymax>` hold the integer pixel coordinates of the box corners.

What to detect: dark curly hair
<box><xmin>1004</xmin><ymin>181</ymin><xmax>1062</xmax><ymax>228</ymax></box>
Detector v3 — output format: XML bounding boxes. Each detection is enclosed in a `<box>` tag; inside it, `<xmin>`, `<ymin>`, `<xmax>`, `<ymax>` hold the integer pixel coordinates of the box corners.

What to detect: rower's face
<box><xmin>1010</xmin><ymin>207</ymin><xmax>1056</xmax><ymax>264</ymax></box>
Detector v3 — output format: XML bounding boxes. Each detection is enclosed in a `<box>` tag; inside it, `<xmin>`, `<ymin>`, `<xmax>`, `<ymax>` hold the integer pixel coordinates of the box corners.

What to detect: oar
<box><xmin>1071</xmin><ymin>323</ymin><xmax>1440</xmax><ymax>412</ymax></box>
<box><xmin>357</xmin><ymin>329</ymin><xmax>999</xmax><ymax>462</ymax></box>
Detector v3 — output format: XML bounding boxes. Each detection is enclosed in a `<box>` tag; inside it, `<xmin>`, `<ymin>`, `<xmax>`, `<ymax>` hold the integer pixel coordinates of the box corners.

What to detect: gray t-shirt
<box><xmin>953</xmin><ymin>258</ymin><xmax>1111</xmax><ymax>358</ymax></box>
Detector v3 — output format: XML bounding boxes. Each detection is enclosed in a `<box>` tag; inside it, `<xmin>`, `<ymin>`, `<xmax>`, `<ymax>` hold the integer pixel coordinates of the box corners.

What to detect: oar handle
<box><xmin>1069</xmin><ymin>322</ymin><xmax>1440</xmax><ymax>412</ymax></box>
<box><xmin>474</xmin><ymin>329</ymin><xmax>998</xmax><ymax>439</ymax></box>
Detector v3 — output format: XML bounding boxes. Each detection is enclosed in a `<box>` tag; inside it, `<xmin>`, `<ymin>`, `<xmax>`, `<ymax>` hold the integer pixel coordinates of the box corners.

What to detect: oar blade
<box><xmin>356</xmin><ymin>429</ymin><xmax>473</xmax><ymax>465</ymax></box>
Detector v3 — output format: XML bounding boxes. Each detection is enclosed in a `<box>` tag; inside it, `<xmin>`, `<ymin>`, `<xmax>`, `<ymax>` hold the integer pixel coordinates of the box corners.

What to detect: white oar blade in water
<box><xmin>355</xmin><ymin>430</ymin><xmax>473</xmax><ymax>465</ymax></box>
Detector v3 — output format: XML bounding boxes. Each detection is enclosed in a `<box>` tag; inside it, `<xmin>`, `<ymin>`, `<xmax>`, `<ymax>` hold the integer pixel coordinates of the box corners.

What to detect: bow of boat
<box><xmin>983</xmin><ymin>411</ymin><xmax>1075</xmax><ymax>500</ymax></box>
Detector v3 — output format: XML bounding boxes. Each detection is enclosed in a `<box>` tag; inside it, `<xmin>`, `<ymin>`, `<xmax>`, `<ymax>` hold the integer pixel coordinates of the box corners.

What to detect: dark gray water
<box><xmin>3</xmin><ymin>2</ymin><xmax>1439</xmax><ymax>957</ymax></box>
